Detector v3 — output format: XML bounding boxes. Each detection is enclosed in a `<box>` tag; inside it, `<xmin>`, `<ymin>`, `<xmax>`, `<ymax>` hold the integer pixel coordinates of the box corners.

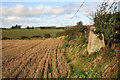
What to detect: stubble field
<box><xmin>2</xmin><ymin>38</ymin><xmax>71</xmax><ymax>78</ymax></box>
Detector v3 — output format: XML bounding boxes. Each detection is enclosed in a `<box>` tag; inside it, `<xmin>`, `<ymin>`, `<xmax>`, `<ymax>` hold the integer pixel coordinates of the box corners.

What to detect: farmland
<box><xmin>1</xmin><ymin>0</ymin><xmax>120</xmax><ymax>78</ymax></box>
<box><xmin>2</xmin><ymin>38</ymin><xmax>71</xmax><ymax>78</ymax></box>
<box><xmin>2</xmin><ymin>26</ymin><xmax>119</xmax><ymax>78</ymax></box>
<box><xmin>2</xmin><ymin>29</ymin><xmax>63</xmax><ymax>39</ymax></box>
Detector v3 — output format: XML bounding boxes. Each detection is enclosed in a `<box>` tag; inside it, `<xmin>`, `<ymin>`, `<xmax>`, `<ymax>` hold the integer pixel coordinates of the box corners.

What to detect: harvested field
<box><xmin>2</xmin><ymin>38</ymin><xmax>71</xmax><ymax>78</ymax></box>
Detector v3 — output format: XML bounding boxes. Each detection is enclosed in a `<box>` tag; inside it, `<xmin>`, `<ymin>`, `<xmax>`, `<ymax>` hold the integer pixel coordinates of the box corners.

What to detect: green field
<box><xmin>2</xmin><ymin>29</ymin><xmax>63</xmax><ymax>39</ymax></box>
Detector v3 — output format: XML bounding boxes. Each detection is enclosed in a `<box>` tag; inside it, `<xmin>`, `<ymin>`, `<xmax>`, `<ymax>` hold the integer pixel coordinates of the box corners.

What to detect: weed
<box><xmin>44</xmin><ymin>34</ymin><xmax>51</xmax><ymax>38</ymax></box>
<box><xmin>60</xmin><ymin>43</ymin><xmax>70</xmax><ymax>50</ymax></box>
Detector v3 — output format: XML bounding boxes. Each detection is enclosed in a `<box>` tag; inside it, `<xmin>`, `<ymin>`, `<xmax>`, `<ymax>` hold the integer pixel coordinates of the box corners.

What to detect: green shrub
<box><xmin>59</xmin><ymin>26</ymin><xmax>88</xmax><ymax>41</ymax></box>
<box><xmin>60</xmin><ymin>42</ymin><xmax>70</xmax><ymax>50</ymax></box>
<box><xmin>91</xmin><ymin>0</ymin><xmax>120</xmax><ymax>46</ymax></box>
<box><xmin>88</xmin><ymin>51</ymin><xmax>100</xmax><ymax>62</ymax></box>
<box><xmin>65</xmin><ymin>35</ymin><xmax>76</xmax><ymax>42</ymax></box>
<box><xmin>2</xmin><ymin>37</ymin><xmax>11</xmax><ymax>40</ymax></box>
<box><xmin>20</xmin><ymin>36</ymin><xmax>30</xmax><ymax>40</ymax></box>
<box><xmin>44</xmin><ymin>34</ymin><xmax>51</xmax><ymax>38</ymax></box>
<box><xmin>63</xmin><ymin>43</ymin><xmax>70</xmax><ymax>48</ymax></box>
<box><xmin>56</xmin><ymin>32</ymin><xmax>62</xmax><ymax>37</ymax></box>
<box><xmin>93</xmin><ymin>51</ymin><xmax>99</xmax><ymax>58</ymax></box>
<box><xmin>31</xmin><ymin>35</ymin><xmax>42</xmax><ymax>38</ymax></box>
<box><xmin>72</xmin><ymin>68</ymin><xmax>88</xmax><ymax>78</ymax></box>
<box><xmin>85</xmin><ymin>51</ymin><xmax>89</xmax><ymax>55</ymax></box>
<box><xmin>76</xmin><ymin>36</ymin><xmax>87</xmax><ymax>46</ymax></box>
<box><xmin>79</xmin><ymin>71</ymin><xmax>88</xmax><ymax>78</ymax></box>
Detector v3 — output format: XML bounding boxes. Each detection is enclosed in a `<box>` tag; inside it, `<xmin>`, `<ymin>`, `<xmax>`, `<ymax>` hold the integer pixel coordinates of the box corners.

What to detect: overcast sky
<box><xmin>0</xmin><ymin>0</ymin><xmax>119</xmax><ymax>28</ymax></box>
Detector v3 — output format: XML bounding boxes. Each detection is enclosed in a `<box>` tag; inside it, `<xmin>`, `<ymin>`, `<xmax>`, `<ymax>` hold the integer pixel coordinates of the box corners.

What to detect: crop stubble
<box><xmin>2</xmin><ymin>38</ymin><xmax>71</xmax><ymax>78</ymax></box>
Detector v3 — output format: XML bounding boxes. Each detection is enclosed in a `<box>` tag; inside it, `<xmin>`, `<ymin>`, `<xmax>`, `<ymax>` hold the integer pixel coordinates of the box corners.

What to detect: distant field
<box><xmin>2</xmin><ymin>29</ymin><xmax>64</xmax><ymax>39</ymax></box>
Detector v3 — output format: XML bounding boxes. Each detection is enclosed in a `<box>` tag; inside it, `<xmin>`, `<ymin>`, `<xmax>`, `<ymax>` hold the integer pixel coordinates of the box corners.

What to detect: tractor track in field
<box><xmin>2</xmin><ymin>38</ymin><xmax>71</xmax><ymax>78</ymax></box>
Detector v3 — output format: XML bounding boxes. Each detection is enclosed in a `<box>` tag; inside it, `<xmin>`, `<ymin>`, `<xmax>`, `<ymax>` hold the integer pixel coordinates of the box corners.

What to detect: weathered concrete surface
<box><xmin>87</xmin><ymin>26</ymin><xmax>105</xmax><ymax>54</ymax></box>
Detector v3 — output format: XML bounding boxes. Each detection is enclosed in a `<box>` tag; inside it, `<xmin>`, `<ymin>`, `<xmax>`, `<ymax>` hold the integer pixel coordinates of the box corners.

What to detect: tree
<box><xmin>89</xmin><ymin>0</ymin><xmax>120</xmax><ymax>47</ymax></box>
<box><xmin>77</xmin><ymin>21</ymin><xmax>83</xmax><ymax>26</ymax></box>
<box><xmin>11</xmin><ymin>26</ymin><xmax>16</xmax><ymax>29</ymax></box>
<box><xmin>26</xmin><ymin>26</ymin><xmax>30</xmax><ymax>29</ymax></box>
<box><xmin>11</xmin><ymin>25</ymin><xmax>21</xmax><ymax>29</ymax></box>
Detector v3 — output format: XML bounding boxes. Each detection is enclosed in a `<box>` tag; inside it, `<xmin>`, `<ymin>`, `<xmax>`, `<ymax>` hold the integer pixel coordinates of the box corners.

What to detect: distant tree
<box><xmin>11</xmin><ymin>26</ymin><xmax>15</xmax><ymax>29</ymax></box>
<box><xmin>11</xmin><ymin>25</ymin><xmax>21</xmax><ymax>29</ymax></box>
<box><xmin>26</xmin><ymin>26</ymin><xmax>30</xmax><ymax>29</ymax></box>
<box><xmin>77</xmin><ymin>21</ymin><xmax>83</xmax><ymax>26</ymax></box>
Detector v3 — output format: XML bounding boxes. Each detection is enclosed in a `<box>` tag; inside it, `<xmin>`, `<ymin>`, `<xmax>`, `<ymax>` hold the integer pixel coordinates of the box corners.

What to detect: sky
<box><xmin>0</xmin><ymin>0</ymin><xmax>119</xmax><ymax>28</ymax></box>
<box><xmin>118</xmin><ymin>1</ymin><xmax>120</xmax><ymax>12</ymax></box>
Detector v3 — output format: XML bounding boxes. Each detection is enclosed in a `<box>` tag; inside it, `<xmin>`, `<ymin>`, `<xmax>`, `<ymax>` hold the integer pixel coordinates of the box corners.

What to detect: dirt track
<box><xmin>2</xmin><ymin>38</ymin><xmax>71</xmax><ymax>78</ymax></box>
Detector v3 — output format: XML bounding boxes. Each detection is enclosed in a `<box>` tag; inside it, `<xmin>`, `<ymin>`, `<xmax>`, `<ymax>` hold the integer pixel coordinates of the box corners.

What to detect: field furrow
<box><xmin>2</xmin><ymin>41</ymin><xmax>42</xmax><ymax>68</ymax></box>
<box><xmin>2</xmin><ymin>42</ymin><xmax>43</xmax><ymax>78</ymax></box>
<box><xmin>51</xmin><ymin>48</ymin><xmax>59</xmax><ymax>78</ymax></box>
<box><xmin>2</xmin><ymin>38</ymin><xmax>71</xmax><ymax>78</ymax></box>
<box><xmin>34</xmin><ymin>47</ymin><xmax>49</xmax><ymax>78</ymax></box>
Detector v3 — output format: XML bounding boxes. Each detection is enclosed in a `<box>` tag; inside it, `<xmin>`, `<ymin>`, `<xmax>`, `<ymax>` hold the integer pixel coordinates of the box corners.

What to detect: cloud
<box><xmin>1</xmin><ymin>3</ymin><xmax>99</xmax><ymax>28</ymax></box>
<box><xmin>79</xmin><ymin>5</ymin><xmax>90</xmax><ymax>16</ymax></box>
<box><xmin>1</xmin><ymin>4</ymin><xmax>75</xmax><ymax>17</ymax></box>
<box><xmin>2</xmin><ymin>16</ymin><xmax>43</xmax><ymax>27</ymax></box>
<box><xmin>4</xmin><ymin>16</ymin><xmax>40</xmax><ymax>23</ymax></box>
<box><xmin>51</xmin><ymin>15</ymin><xmax>57</xmax><ymax>18</ymax></box>
<box><xmin>117</xmin><ymin>1</ymin><xmax>120</xmax><ymax>10</ymax></box>
<box><xmin>65</xmin><ymin>3</ymin><xmax>93</xmax><ymax>19</ymax></box>
<box><xmin>67</xmin><ymin>14</ymin><xmax>74</xmax><ymax>19</ymax></box>
<box><xmin>1</xmin><ymin>3</ymin><xmax>92</xmax><ymax>18</ymax></box>
<box><xmin>7</xmin><ymin>16</ymin><xmax>21</xmax><ymax>20</ymax></box>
